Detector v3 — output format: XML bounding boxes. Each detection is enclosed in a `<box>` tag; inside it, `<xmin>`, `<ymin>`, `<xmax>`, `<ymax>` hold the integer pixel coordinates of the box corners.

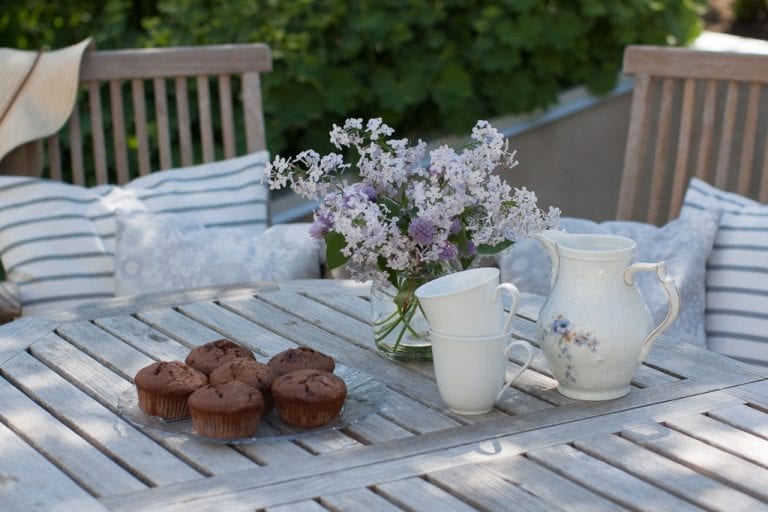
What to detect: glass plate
<box><xmin>117</xmin><ymin>364</ymin><xmax>388</xmax><ymax>445</ymax></box>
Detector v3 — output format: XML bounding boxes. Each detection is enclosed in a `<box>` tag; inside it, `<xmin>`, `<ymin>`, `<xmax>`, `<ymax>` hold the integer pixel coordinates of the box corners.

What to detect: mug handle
<box><xmin>492</xmin><ymin>282</ymin><xmax>520</xmax><ymax>335</ymax></box>
<box><xmin>496</xmin><ymin>339</ymin><xmax>533</xmax><ymax>401</ymax></box>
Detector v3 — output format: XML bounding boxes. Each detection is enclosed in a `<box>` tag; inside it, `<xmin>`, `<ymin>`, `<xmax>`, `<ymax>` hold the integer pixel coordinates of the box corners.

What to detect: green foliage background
<box><xmin>1</xmin><ymin>0</ymin><xmax>706</xmax><ymax>156</ymax></box>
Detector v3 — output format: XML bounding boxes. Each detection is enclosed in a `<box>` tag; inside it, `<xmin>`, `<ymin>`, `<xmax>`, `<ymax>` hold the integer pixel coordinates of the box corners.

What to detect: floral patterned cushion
<box><xmin>499</xmin><ymin>210</ymin><xmax>720</xmax><ymax>348</ymax></box>
<box><xmin>114</xmin><ymin>211</ymin><xmax>322</xmax><ymax>296</ymax></box>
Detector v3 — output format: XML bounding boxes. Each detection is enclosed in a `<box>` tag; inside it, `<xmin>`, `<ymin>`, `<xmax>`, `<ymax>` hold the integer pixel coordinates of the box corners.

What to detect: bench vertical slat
<box><xmin>648</xmin><ymin>77</ymin><xmax>675</xmax><ymax>225</ymax></box>
<box><xmin>68</xmin><ymin>110</ymin><xmax>85</xmax><ymax>185</ymax></box>
<box><xmin>218</xmin><ymin>75</ymin><xmax>236</xmax><ymax>158</ymax></box>
<box><xmin>695</xmin><ymin>80</ymin><xmax>717</xmax><ymax>183</ymax></box>
<box><xmin>175</xmin><ymin>77</ymin><xmax>193</xmax><ymax>167</ymax></box>
<box><xmin>197</xmin><ymin>76</ymin><xmax>214</xmax><ymax>162</ymax></box>
<box><xmin>715</xmin><ymin>81</ymin><xmax>739</xmax><ymax>189</ymax></box>
<box><xmin>669</xmin><ymin>78</ymin><xmax>696</xmax><ymax>220</ymax></box>
<box><xmin>132</xmin><ymin>79</ymin><xmax>151</xmax><ymax>176</ymax></box>
<box><xmin>88</xmin><ymin>82</ymin><xmax>108</xmax><ymax>185</ymax></box>
<box><xmin>47</xmin><ymin>134</ymin><xmax>62</xmax><ymax>182</ymax></box>
<box><xmin>242</xmin><ymin>71</ymin><xmax>265</xmax><ymax>152</ymax></box>
<box><xmin>737</xmin><ymin>83</ymin><xmax>760</xmax><ymax>196</ymax></box>
<box><xmin>153</xmin><ymin>78</ymin><xmax>172</xmax><ymax>170</ymax></box>
<box><xmin>110</xmin><ymin>80</ymin><xmax>129</xmax><ymax>185</ymax></box>
<box><xmin>617</xmin><ymin>74</ymin><xmax>651</xmax><ymax>221</ymax></box>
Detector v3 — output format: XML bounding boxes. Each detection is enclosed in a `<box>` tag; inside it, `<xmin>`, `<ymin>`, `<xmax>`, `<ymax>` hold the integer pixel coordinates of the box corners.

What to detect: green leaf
<box><xmin>477</xmin><ymin>239</ymin><xmax>514</xmax><ymax>255</ymax></box>
<box><xmin>324</xmin><ymin>231</ymin><xmax>349</xmax><ymax>270</ymax></box>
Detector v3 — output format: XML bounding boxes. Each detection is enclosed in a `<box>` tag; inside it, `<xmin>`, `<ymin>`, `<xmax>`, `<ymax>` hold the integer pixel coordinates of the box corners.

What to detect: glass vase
<box><xmin>370</xmin><ymin>276</ymin><xmax>432</xmax><ymax>362</ymax></box>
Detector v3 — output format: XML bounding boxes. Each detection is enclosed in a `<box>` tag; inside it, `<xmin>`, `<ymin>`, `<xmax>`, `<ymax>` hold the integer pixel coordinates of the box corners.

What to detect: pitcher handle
<box><xmin>624</xmin><ymin>262</ymin><xmax>681</xmax><ymax>362</ymax></box>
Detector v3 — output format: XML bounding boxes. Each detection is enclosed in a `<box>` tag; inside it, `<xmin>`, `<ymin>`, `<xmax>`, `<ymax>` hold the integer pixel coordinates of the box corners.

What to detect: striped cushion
<box><xmin>0</xmin><ymin>151</ymin><xmax>268</xmax><ymax>316</ymax></box>
<box><xmin>681</xmin><ymin>178</ymin><xmax>768</xmax><ymax>366</ymax></box>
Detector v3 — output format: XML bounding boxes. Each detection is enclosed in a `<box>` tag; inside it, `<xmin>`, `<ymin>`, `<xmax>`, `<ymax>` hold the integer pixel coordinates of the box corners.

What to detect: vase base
<box><xmin>374</xmin><ymin>339</ymin><xmax>432</xmax><ymax>362</ymax></box>
<box><xmin>557</xmin><ymin>385</ymin><xmax>630</xmax><ymax>401</ymax></box>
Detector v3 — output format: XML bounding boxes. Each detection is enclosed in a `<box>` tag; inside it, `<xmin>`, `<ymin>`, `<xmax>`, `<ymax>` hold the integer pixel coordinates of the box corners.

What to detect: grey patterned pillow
<box><xmin>500</xmin><ymin>211</ymin><xmax>720</xmax><ymax>348</ymax></box>
<box><xmin>114</xmin><ymin>211</ymin><xmax>321</xmax><ymax>296</ymax></box>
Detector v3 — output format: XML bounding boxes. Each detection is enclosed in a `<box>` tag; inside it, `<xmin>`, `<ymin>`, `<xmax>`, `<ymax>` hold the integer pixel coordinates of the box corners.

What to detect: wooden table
<box><xmin>2</xmin><ymin>279</ymin><xmax>767</xmax><ymax>512</ymax></box>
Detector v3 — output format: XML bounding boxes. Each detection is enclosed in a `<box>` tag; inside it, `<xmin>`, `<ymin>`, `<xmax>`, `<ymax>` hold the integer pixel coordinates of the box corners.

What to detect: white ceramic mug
<box><xmin>415</xmin><ymin>267</ymin><xmax>520</xmax><ymax>337</ymax></box>
<box><xmin>430</xmin><ymin>330</ymin><xmax>533</xmax><ymax>415</ymax></box>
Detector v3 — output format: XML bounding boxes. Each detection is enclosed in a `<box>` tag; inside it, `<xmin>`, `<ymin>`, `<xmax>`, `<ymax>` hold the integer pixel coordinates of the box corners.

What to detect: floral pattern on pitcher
<box><xmin>542</xmin><ymin>315</ymin><xmax>599</xmax><ymax>383</ymax></box>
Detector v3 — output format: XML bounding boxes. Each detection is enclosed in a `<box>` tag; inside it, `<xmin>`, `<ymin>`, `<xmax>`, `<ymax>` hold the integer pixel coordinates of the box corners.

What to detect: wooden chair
<box><xmin>0</xmin><ymin>42</ymin><xmax>272</xmax><ymax>185</ymax></box>
<box><xmin>0</xmin><ymin>43</ymin><xmax>279</xmax><ymax>321</ymax></box>
<box><xmin>616</xmin><ymin>45</ymin><xmax>768</xmax><ymax>225</ymax></box>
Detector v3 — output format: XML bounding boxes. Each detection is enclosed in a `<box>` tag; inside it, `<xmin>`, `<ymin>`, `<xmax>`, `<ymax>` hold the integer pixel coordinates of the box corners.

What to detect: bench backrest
<box><xmin>617</xmin><ymin>45</ymin><xmax>768</xmax><ymax>224</ymax></box>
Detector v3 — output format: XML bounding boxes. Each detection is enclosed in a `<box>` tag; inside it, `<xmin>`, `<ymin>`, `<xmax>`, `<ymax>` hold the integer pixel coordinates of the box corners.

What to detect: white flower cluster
<box><xmin>265</xmin><ymin>118</ymin><xmax>560</xmax><ymax>284</ymax></box>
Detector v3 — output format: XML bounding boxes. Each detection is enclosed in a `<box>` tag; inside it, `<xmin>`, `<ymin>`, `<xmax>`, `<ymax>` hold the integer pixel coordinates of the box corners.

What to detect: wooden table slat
<box><xmin>374</xmin><ymin>477</ymin><xmax>478</xmax><ymax>512</ymax></box>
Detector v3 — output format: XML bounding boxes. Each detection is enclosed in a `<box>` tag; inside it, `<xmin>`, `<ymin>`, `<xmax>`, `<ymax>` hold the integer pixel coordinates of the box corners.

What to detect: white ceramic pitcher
<box><xmin>535</xmin><ymin>230</ymin><xmax>681</xmax><ymax>401</ymax></box>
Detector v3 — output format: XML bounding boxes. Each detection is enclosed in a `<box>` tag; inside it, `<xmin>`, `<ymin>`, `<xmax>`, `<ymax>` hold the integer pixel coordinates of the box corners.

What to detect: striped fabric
<box><xmin>0</xmin><ymin>151</ymin><xmax>269</xmax><ymax>316</ymax></box>
<box><xmin>681</xmin><ymin>178</ymin><xmax>768</xmax><ymax>366</ymax></box>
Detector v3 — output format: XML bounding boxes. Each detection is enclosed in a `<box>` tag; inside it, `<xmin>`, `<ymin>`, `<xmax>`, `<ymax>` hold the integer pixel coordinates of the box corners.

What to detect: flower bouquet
<box><xmin>265</xmin><ymin>118</ymin><xmax>559</xmax><ymax>360</ymax></box>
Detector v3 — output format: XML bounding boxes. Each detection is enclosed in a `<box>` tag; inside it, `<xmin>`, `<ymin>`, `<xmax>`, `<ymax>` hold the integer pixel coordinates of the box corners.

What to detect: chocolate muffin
<box><xmin>185</xmin><ymin>339</ymin><xmax>256</xmax><ymax>375</ymax></box>
<box><xmin>271</xmin><ymin>369</ymin><xmax>347</xmax><ymax>428</ymax></box>
<box><xmin>267</xmin><ymin>347</ymin><xmax>335</xmax><ymax>376</ymax></box>
<box><xmin>134</xmin><ymin>360</ymin><xmax>207</xmax><ymax>420</ymax></box>
<box><xmin>209</xmin><ymin>358</ymin><xmax>279</xmax><ymax>411</ymax></box>
<box><xmin>188</xmin><ymin>380</ymin><xmax>265</xmax><ymax>438</ymax></box>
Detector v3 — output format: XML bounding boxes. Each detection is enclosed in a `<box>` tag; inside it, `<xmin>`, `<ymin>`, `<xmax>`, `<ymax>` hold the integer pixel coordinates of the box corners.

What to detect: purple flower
<box><xmin>438</xmin><ymin>242</ymin><xmax>459</xmax><ymax>261</ymax></box>
<box><xmin>449</xmin><ymin>218</ymin><xmax>462</xmax><ymax>234</ymax></box>
<box><xmin>309</xmin><ymin>212</ymin><xmax>333</xmax><ymax>239</ymax></box>
<box><xmin>408</xmin><ymin>217</ymin><xmax>436</xmax><ymax>245</ymax></box>
<box><xmin>463</xmin><ymin>241</ymin><xmax>477</xmax><ymax>256</ymax></box>
<box><xmin>357</xmin><ymin>183</ymin><xmax>378</xmax><ymax>201</ymax></box>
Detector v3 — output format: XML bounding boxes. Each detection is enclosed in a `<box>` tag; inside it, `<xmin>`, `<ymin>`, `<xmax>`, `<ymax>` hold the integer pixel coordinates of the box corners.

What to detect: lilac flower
<box><xmin>356</xmin><ymin>183</ymin><xmax>378</xmax><ymax>201</ymax></box>
<box><xmin>463</xmin><ymin>241</ymin><xmax>477</xmax><ymax>256</ymax></box>
<box><xmin>408</xmin><ymin>217</ymin><xmax>437</xmax><ymax>246</ymax></box>
<box><xmin>438</xmin><ymin>242</ymin><xmax>459</xmax><ymax>261</ymax></box>
<box><xmin>309</xmin><ymin>212</ymin><xmax>333</xmax><ymax>240</ymax></box>
<box><xmin>449</xmin><ymin>218</ymin><xmax>462</xmax><ymax>234</ymax></box>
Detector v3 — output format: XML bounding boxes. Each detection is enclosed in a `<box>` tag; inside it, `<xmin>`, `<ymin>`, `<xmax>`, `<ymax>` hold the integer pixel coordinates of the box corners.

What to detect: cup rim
<box><xmin>429</xmin><ymin>329</ymin><xmax>514</xmax><ymax>343</ymax></box>
<box><xmin>415</xmin><ymin>267</ymin><xmax>499</xmax><ymax>299</ymax></box>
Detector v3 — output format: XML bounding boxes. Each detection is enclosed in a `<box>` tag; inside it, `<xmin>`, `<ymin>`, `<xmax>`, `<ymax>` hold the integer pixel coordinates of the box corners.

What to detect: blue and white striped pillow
<box><xmin>681</xmin><ymin>178</ymin><xmax>768</xmax><ymax>366</ymax></box>
<box><xmin>0</xmin><ymin>151</ymin><xmax>268</xmax><ymax>316</ymax></box>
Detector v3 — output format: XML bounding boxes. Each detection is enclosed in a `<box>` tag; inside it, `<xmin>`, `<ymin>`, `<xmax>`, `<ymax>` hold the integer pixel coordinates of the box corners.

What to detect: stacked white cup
<box><xmin>415</xmin><ymin>267</ymin><xmax>533</xmax><ymax>415</ymax></box>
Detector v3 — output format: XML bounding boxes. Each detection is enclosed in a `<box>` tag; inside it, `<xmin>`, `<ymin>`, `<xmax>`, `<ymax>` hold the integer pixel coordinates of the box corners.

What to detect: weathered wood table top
<box><xmin>1</xmin><ymin>279</ymin><xmax>767</xmax><ymax>512</ymax></box>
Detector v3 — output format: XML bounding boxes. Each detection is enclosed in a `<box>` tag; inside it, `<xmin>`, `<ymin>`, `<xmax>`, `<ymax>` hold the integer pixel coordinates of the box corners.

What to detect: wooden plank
<box><xmin>374</xmin><ymin>477</ymin><xmax>477</xmax><ymax>512</ymax></box>
<box><xmin>669</xmin><ymin>78</ymin><xmax>696</xmax><ymax>220</ymax></box>
<box><xmin>482</xmin><ymin>455</ymin><xmax>627</xmax><ymax>512</ymax></box>
<box><xmin>737</xmin><ymin>83</ymin><xmax>761</xmax><ymax>195</ymax></box>
<box><xmin>94</xmin><ymin>315</ymin><xmax>192</xmax><ymax>362</ymax></box>
<box><xmin>0</xmin><ymin>420</ymin><xmax>107</xmax><ymax>512</ymax></box>
<box><xmin>527</xmin><ymin>444</ymin><xmax>701</xmax><ymax>511</ymax></box>
<box><xmin>132</xmin><ymin>78</ymin><xmax>151</xmax><ymax>176</ymax></box>
<box><xmin>622</xmin><ymin>423</ymin><xmax>768</xmax><ymax>501</ymax></box>
<box><xmin>0</xmin><ymin>316</ymin><xmax>60</xmax><ymax>367</ymax></box>
<box><xmin>175</xmin><ymin>77</ymin><xmax>193</xmax><ymax>167</ymax></box>
<box><xmin>694</xmin><ymin>80</ymin><xmax>717</xmax><ymax>182</ymax></box>
<box><xmin>242</xmin><ymin>71</ymin><xmax>266</xmax><ymax>152</ymax></box>
<box><xmin>339</xmin><ymin>413</ymin><xmax>414</xmax><ymax>444</ymax></box>
<box><xmin>2</xmin><ymin>351</ymin><xmax>202</xmax><ymax>486</ymax></box>
<box><xmin>46</xmin><ymin>132</ymin><xmax>62</xmax><ymax>181</ymax></box>
<box><xmin>648</xmin><ymin>77</ymin><xmax>675</xmax><ymax>225</ymax></box>
<box><xmin>707</xmin><ymin>402</ymin><xmax>768</xmax><ymax>438</ymax></box>
<box><xmin>42</xmin><ymin>281</ymin><xmax>278</xmax><ymax>323</ymax></box>
<box><xmin>664</xmin><ymin>413</ymin><xmax>768</xmax><ymax>467</ymax></box>
<box><xmin>0</xmin><ymin>376</ymin><xmax>147</xmax><ymax>496</ymax></box>
<box><xmin>426</xmin><ymin>464</ymin><xmax>558</xmax><ymax>512</ymax></box>
<box><xmin>153</xmin><ymin>77</ymin><xmax>172</xmax><ymax>170</ymax></box>
<box><xmin>576</xmin><ymin>433</ymin><xmax>767</xmax><ymax>512</ymax></box>
<box><xmin>109</xmin><ymin>79</ymin><xmax>129</xmax><ymax>184</ymax></box>
<box><xmin>715</xmin><ymin>81</ymin><xmax>739</xmax><ymax>189</ymax></box>
<box><xmin>137</xmin><ymin>307</ymin><xmax>229</xmax><ymax>347</ymax></box>
<box><xmin>725</xmin><ymin>379</ymin><xmax>768</xmax><ymax>408</ymax></box>
<box><xmin>616</xmin><ymin>73</ymin><xmax>650</xmax><ymax>220</ymax></box>
<box><xmin>218</xmin><ymin>74</ymin><xmax>236</xmax><ymax>158</ymax></box>
<box><xmin>265</xmin><ymin>500</ymin><xmax>328</xmax><ymax>512</ymax></box>
<box><xmin>196</xmin><ymin>75</ymin><xmax>214</xmax><ymax>162</ymax></box>
<box><xmin>68</xmin><ymin>108</ymin><xmax>85</xmax><ymax>185</ymax></box>
<box><xmin>79</xmin><ymin>44</ymin><xmax>272</xmax><ymax>81</ymax></box>
<box><xmin>321</xmin><ymin>487</ymin><xmax>405</xmax><ymax>512</ymax></box>
<box><xmin>88</xmin><ymin>81</ymin><xmax>108</xmax><ymax>184</ymax></box>
<box><xmin>624</xmin><ymin>46</ymin><xmax>768</xmax><ymax>82</ymax></box>
<box><xmin>100</xmin><ymin>389</ymin><xmax>740</xmax><ymax>511</ymax></box>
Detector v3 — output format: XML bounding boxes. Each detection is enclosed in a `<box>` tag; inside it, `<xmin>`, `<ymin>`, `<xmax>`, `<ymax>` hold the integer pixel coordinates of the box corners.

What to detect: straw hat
<box><xmin>0</xmin><ymin>38</ymin><xmax>92</xmax><ymax>161</ymax></box>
